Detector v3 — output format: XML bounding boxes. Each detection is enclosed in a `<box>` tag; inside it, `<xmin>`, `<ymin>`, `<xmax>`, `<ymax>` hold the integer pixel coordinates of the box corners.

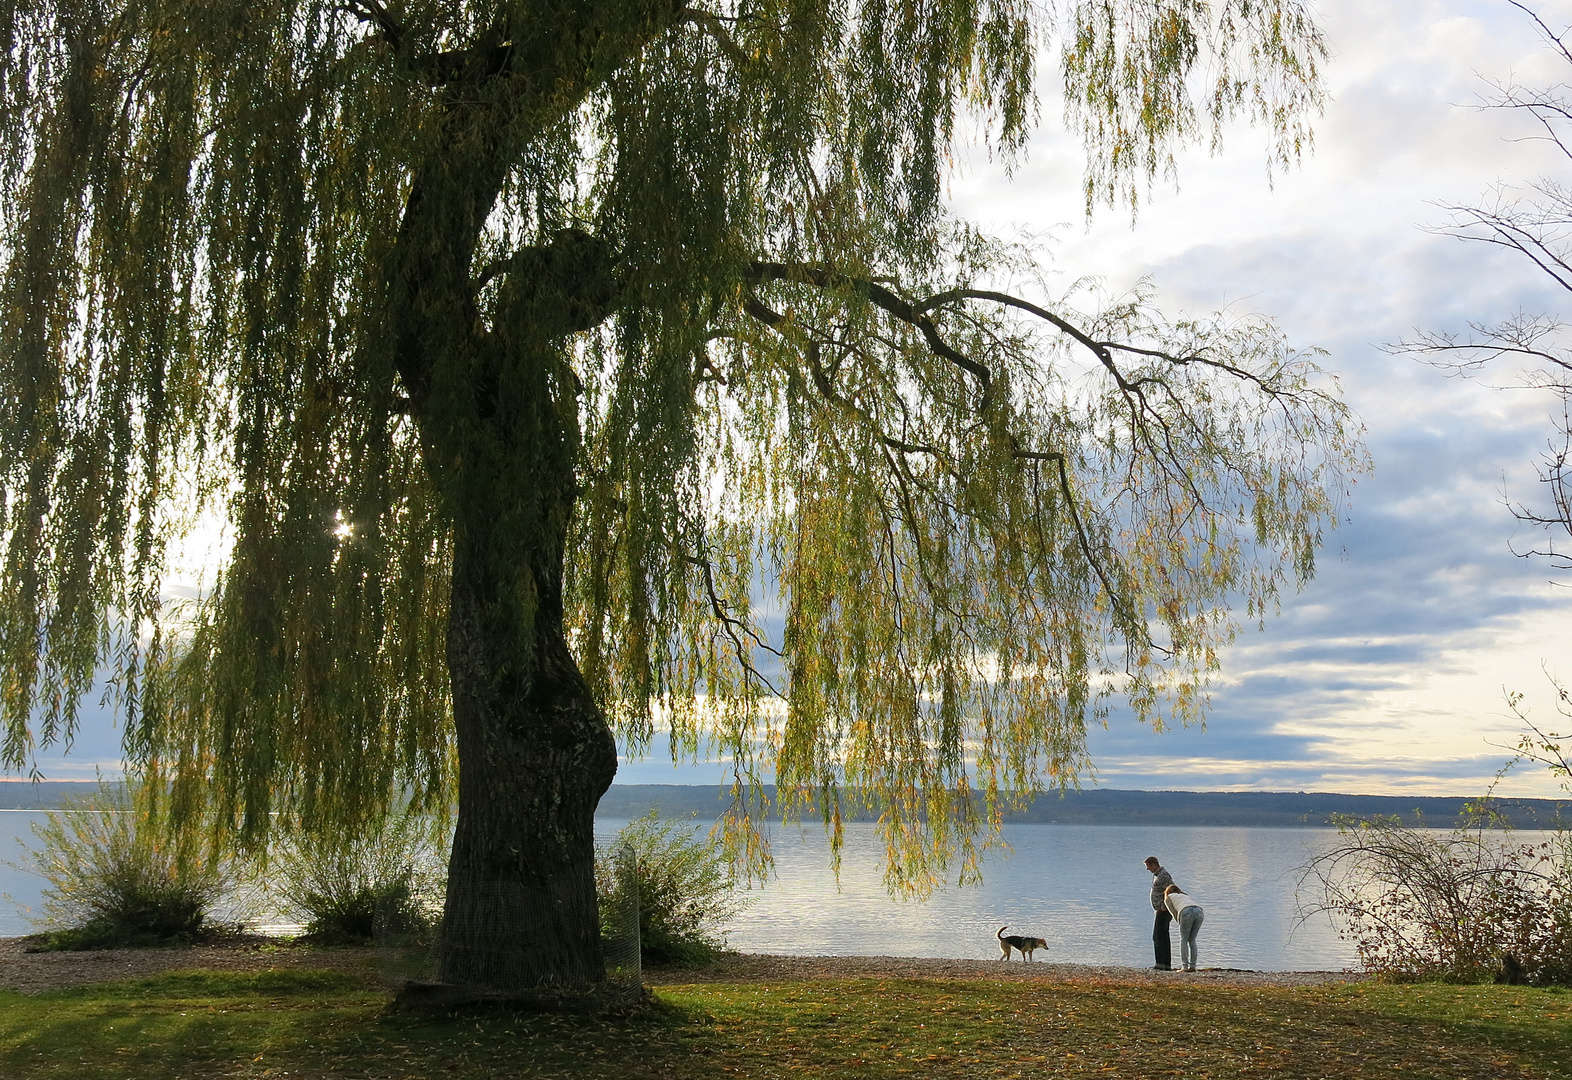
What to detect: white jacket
<box><xmin>1164</xmin><ymin>890</ymin><xmax>1202</xmax><ymax>920</ymax></box>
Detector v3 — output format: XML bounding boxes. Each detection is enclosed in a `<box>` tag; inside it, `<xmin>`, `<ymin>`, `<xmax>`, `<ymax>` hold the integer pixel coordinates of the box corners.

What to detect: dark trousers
<box><xmin>1153</xmin><ymin>909</ymin><xmax>1173</xmax><ymax>968</ymax></box>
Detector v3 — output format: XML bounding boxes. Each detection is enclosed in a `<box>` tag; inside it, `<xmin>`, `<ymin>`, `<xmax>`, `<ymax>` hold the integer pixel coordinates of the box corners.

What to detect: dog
<box><xmin>1495</xmin><ymin>952</ymin><xmax>1529</xmax><ymax>985</ymax></box>
<box><xmin>997</xmin><ymin>924</ymin><xmax>1047</xmax><ymax>961</ymax></box>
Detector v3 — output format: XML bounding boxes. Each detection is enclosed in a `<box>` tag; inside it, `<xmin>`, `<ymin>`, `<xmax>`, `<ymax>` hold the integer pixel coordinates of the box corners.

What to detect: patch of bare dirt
<box><xmin>0</xmin><ymin>936</ymin><xmax>378</xmax><ymax>993</ymax></box>
<box><xmin>0</xmin><ymin>937</ymin><xmax>1362</xmax><ymax>994</ymax></box>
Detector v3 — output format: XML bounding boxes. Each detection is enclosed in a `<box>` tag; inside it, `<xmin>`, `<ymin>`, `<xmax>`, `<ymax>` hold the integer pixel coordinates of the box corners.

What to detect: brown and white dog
<box><xmin>997</xmin><ymin>925</ymin><xmax>1047</xmax><ymax>961</ymax></box>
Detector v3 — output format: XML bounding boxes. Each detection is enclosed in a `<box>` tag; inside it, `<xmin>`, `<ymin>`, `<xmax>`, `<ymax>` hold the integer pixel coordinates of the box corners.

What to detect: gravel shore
<box><xmin>0</xmin><ymin>937</ymin><xmax>1361</xmax><ymax>994</ymax></box>
<box><xmin>641</xmin><ymin>953</ymin><xmax>1362</xmax><ymax>987</ymax></box>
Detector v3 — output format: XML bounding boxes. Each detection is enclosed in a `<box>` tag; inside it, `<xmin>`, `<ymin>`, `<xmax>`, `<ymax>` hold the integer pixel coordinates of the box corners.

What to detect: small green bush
<box><xmin>1531</xmin><ymin>832</ymin><xmax>1572</xmax><ymax>985</ymax></box>
<box><xmin>269</xmin><ymin>817</ymin><xmax>441</xmax><ymax>944</ymax></box>
<box><xmin>597</xmin><ymin>813</ymin><xmax>748</xmax><ymax>967</ymax></box>
<box><xmin>20</xmin><ymin>780</ymin><xmax>229</xmax><ymax>949</ymax></box>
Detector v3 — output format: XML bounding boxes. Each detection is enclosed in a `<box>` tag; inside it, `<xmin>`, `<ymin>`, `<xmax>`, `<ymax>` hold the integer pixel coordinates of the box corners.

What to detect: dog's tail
<box><xmin>997</xmin><ymin>925</ymin><xmax>1008</xmax><ymax>940</ymax></box>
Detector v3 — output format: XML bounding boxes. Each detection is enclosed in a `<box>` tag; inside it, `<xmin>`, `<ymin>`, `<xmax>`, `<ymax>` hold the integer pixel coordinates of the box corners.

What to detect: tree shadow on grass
<box><xmin>0</xmin><ymin>973</ymin><xmax>1568</xmax><ymax>1079</ymax></box>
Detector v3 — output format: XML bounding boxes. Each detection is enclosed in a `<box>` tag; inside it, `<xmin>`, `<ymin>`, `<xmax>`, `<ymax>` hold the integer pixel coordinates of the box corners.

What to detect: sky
<box><xmin>14</xmin><ymin>0</ymin><xmax>1572</xmax><ymax>800</ymax></box>
<box><xmin>1005</xmin><ymin>0</ymin><xmax>1572</xmax><ymax>800</ymax></box>
<box><xmin>622</xmin><ymin>0</ymin><xmax>1572</xmax><ymax>799</ymax></box>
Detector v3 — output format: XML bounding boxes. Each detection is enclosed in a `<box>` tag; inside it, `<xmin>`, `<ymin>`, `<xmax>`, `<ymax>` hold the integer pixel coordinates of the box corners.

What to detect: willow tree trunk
<box><xmin>407</xmin><ymin>269</ymin><xmax>620</xmax><ymax>992</ymax></box>
<box><xmin>437</xmin><ymin>491</ymin><xmax>618</xmax><ymax>990</ymax></box>
<box><xmin>413</xmin><ymin>311</ymin><xmax>620</xmax><ymax>992</ymax></box>
<box><xmin>384</xmin><ymin>6</ymin><xmax>685</xmax><ymax>989</ymax></box>
<box><xmin>392</xmin><ymin>114</ymin><xmax>623</xmax><ymax>996</ymax></box>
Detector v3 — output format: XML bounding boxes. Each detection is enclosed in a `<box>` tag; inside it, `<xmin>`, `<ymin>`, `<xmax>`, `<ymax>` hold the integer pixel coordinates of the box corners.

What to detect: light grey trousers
<box><xmin>1177</xmin><ymin>905</ymin><xmax>1204</xmax><ymax>971</ymax></box>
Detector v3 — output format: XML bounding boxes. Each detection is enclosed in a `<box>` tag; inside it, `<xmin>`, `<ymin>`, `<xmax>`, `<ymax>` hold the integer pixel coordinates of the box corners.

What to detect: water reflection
<box><xmin>0</xmin><ymin>809</ymin><xmax>1359</xmax><ymax>970</ymax></box>
<box><xmin>600</xmin><ymin>820</ymin><xmax>1360</xmax><ymax>971</ymax></box>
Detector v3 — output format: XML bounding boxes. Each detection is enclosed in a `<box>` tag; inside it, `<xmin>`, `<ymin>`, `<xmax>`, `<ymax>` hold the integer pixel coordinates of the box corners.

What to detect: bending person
<box><xmin>1163</xmin><ymin>884</ymin><xmax>1205</xmax><ymax>972</ymax></box>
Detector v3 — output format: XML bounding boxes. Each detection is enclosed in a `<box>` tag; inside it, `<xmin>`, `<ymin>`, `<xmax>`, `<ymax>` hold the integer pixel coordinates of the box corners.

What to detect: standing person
<box><xmin>1164</xmin><ymin>884</ymin><xmax>1205</xmax><ymax>972</ymax></box>
<box><xmin>1144</xmin><ymin>856</ymin><xmax>1174</xmax><ymax>970</ymax></box>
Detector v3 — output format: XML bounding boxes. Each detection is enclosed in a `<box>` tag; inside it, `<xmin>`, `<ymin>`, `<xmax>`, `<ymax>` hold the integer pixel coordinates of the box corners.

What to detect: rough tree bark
<box><xmin>428</xmin><ymin>233</ymin><xmax>623</xmax><ymax>991</ymax></box>
<box><xmin>439</xmin><ymin>456</ymin><xmax>619</xmax><ymax>990</ymax></box>
<box><xmin>385</xmin><ymin>19</ymin><xmax>637</xmax><ymax>991</ymax></box>
<box><xmin>401</xmin><ymin>233</ymin><xmax>625</xmax><ymax>989</ymax></box>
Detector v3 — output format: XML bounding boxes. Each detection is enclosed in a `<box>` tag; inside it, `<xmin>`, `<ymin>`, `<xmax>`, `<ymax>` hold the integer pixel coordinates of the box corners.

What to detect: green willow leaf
<box><xmin>0</xmin><ymin>0</ymin><xmax>1345</xmax><ymax>910</ymax></box>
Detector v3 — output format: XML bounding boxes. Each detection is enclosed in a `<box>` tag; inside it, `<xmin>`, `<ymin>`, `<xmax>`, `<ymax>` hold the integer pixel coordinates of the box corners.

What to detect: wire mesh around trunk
<box><xmin>374</xmin><ymin>875</ymin><xmax>444</xmax><ymax>988</ymax></box>
<box><xmin>601</xmin><ymin>842</ymin><xmax>642</xmax><ymax>996</ymax></box>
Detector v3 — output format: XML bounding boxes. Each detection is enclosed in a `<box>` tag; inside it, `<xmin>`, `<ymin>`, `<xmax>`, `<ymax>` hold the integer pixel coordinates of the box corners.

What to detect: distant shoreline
<box><xmin>595</xmin><ymin>783</ymin><xmax>1571</xmax><ymax>829</ymax></box>
<box><xmin>5</xmin><ymin>780</ymin><xmax>1566</xmax><ymax>829</ymax></box>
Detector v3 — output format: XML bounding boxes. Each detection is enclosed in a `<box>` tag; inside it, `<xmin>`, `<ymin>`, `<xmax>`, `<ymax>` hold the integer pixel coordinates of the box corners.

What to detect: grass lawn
<box><xmin>0</xmin><ymin>969</ymin><xmax>1568</xmax><ymax>1079</ymax></box>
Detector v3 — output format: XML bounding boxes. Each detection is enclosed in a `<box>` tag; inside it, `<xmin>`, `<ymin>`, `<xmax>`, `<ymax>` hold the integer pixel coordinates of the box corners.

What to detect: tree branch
<box><xmin>741</xmin><ymin>263</ymin><xmax>1250</xmax><ymax>665</ymax></box>
<box><xmin>742</xmin><ymin>292</ymin><xmax>951</xmax><ymax>461</ymax></box>
<box><xmin>406</xmin><ymin>45</ymin><xmax>516</xmax><ymax>85</ymax></box>
<box><xmin>1510</xmin><ymin>0</ymin><xmax>1572</xmax><ymax>69</ymax></box>
<box><xmin>685</xmin><ymin>551</ymin><xmax>784</xmax><ymax>698</ymax></box>
<box><xmin>751</xmin><ymin>274</ymin><xmax>1295</xmax><ymax>512</ymax></box>
<box><xmin>1016</xmin><ymin>447</ymin><xmax>1171</xmax><ymax>660</ymax></box>
<box><xmin>681</xmin><ymin>9</ymin><xmax>750</xmax><ymax>67</ymax></box>
<box><xmin>747</xmin><ymin>263</ymin><xmax>994</xmax><ymax>410</ymax></box>
<box><xmin>910</xmin><ymin>285</ymin><xmax>1300</xmax><ymax>512</ymax></box>
<box><xmin>340</xmin><ymin>0</ymin><xmax>404</xmax><ymax>48</ymax></box>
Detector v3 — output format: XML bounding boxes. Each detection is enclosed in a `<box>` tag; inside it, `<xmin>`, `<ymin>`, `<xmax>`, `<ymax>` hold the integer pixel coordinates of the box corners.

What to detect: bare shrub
<box><xmin>1299</xmin><ymin>812</ymin><xmax>1570</xmax><ymax>983</ymax></box>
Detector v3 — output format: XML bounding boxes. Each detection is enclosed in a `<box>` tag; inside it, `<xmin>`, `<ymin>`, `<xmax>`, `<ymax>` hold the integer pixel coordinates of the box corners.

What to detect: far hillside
<box><xmin>3</xmin><ymin>781</ymin><xmax>1564</xmax><ymax>829</ymax></box>
<box><xmin>0</xmin><ymin>781</ymin><xmax>108</xmax><ymax>810</ymax></box>
<box><xmin>594</xmin><ymin>785</ymin><xmax>1570</xmax><ymax>829</ymax></box>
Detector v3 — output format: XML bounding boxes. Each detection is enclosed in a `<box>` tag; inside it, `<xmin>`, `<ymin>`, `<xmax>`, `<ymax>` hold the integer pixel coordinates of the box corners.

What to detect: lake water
<box><xmin>0</xmin><ymin>812</ymin><xmax>52</xmax><ymax>936</ymax></box>
<box><xmin>597</xmin><ymin>820</ymin><xmax>1360</xmax><ymax>972</ymax></box>
<box><xmin>1</xmin><ymin>810</ymin><xmax>1359</xmax><ymax>971</ymax></box>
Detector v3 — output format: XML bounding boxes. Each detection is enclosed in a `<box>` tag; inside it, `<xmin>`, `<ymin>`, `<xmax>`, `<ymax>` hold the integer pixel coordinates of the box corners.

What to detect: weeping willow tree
<box><xmin>0</xmin><ymin>0</ymin><xmax>1357</xmax><ymax>991</ymax></box>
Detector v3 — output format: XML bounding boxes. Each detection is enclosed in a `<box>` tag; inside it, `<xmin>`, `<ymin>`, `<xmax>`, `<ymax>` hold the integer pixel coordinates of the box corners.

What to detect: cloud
<box><xmin>941</xmin><ymin>0</ymin><xmax>1572</xmax><ymax>798</ymax></box>
<box><xmin>18</xmin><ymin>0</ymin><xmax>1572</xmax><ymax>802</ymax></box>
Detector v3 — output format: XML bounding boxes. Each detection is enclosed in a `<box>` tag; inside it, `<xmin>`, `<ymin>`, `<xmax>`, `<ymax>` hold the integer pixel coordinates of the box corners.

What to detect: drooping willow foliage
<box><xmin>0</xmin><ymin>0</ymin><xmax>1351</xmax><ymax>888</ymax></box>
<box><xmin>581</xmin><ymin>250</ymin><xmax>1361</xmax><ymax>888</ymax></box>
